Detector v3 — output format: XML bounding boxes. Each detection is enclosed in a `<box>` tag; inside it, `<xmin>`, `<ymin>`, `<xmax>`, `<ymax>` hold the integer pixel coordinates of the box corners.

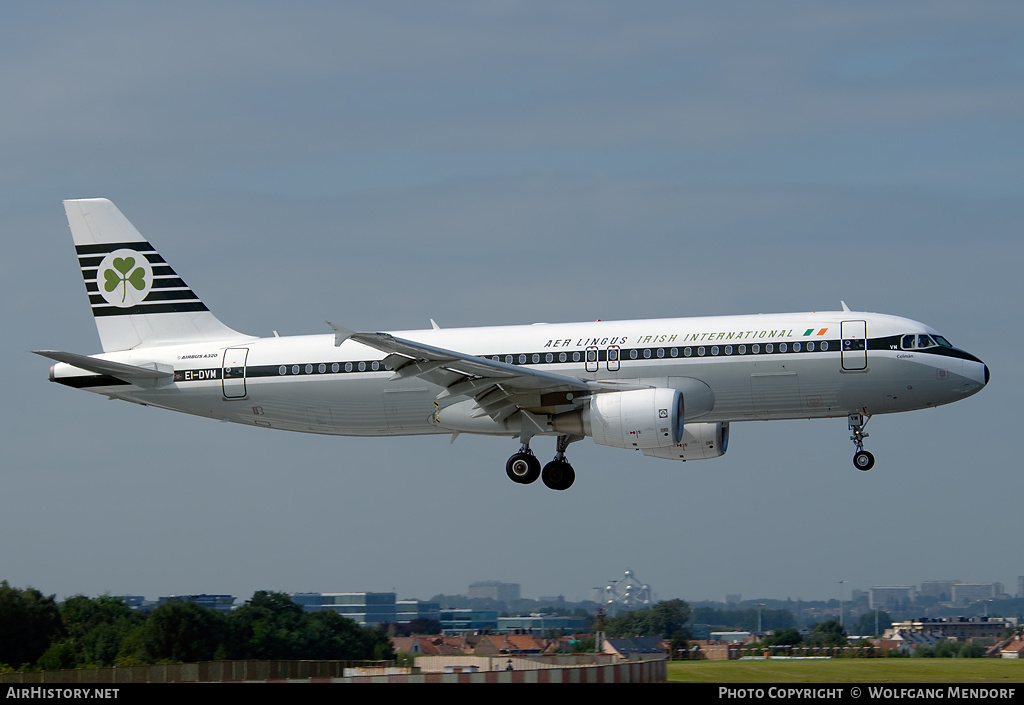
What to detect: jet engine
<box><xmin>551</xmin><ymin>388</ymin><xmax>684</xmax><ymax>450</ymax></box>
<box><xmin>642</xmin><ymin>422</ymin><xmax>730</xmax><ymax>461</ymax></box>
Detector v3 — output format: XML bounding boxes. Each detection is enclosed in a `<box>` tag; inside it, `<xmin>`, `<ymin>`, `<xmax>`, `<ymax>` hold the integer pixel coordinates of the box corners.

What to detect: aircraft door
<box><xmin>607</xmin><ymin>345</ymin><xmax>620</xmax><ymax>372</ymax></box>
<box><xmin>840</xmin><ymin>320</ymin><xmax>867</xmax><ymax>371</ymax></box>
<box><xmin>222</xmin><ymin>347</ymin><xmax>249</xmax><ymax>398</ymax></box>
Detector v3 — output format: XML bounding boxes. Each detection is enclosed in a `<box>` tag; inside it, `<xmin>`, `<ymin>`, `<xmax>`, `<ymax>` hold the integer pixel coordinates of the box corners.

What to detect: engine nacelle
<box><xmin>642</xmin><ymin>422</ymin><xmax>730</xmax><ymax>461</ymax></box>
<box><xmin>553</xmin><ymin>388</ymin><xmax>684</xmax><ymax>450</ymax></box>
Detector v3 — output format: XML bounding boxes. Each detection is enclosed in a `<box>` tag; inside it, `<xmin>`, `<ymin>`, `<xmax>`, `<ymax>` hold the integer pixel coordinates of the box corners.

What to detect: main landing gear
<box><xmin>506</xmin><ymin>446</ymin><xmax>541</xmax><ymax>484</ymax></box>
<box><xmin>848</xmin><ymin>413</ymin><xmax>874</xmax><ymax>471</ymax></box>
<box><xmin>506</xmin><ymin>434</ymin><xmax>579</xmax><ymax>491</ymax></box>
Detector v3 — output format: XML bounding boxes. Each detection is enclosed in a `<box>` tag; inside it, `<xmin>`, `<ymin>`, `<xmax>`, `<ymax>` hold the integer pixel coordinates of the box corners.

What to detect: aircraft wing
<box><xmin>328</xmin><ymin>322</ymin><xmax>643</xmax><ymax>423</ymax></box>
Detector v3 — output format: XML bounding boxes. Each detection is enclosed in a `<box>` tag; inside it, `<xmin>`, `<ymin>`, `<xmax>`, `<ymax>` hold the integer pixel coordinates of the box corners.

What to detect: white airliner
<box><xmin>38</xmin><ymin>199</ymin><xmax>989</xmax><ymax>491</ymax></box>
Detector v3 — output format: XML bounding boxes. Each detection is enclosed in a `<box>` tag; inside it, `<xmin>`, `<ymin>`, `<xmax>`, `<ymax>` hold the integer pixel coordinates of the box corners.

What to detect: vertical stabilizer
<box><xmin>65</xmin><ymin>198</ymin><xmax>247</xmax><ymax>351</ymax></box>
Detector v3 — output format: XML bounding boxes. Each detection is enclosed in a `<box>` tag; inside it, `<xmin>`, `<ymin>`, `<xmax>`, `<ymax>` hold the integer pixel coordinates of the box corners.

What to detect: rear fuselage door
<box><xmin>840</xmin><ymin>320</ymin><xmax>867</xmax><ymax>371</ymax></box>
<box><xmin>222</xmin><ymin>347</ymin><xmax>249</xmax><ymax>398</ymax></box>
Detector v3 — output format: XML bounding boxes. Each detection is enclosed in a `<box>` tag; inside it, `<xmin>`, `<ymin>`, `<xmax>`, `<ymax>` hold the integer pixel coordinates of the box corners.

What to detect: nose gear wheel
<box><xmin>848</xmin><ymin>413</ymin><xmax>874</xmax><ymax>471</ymax></box>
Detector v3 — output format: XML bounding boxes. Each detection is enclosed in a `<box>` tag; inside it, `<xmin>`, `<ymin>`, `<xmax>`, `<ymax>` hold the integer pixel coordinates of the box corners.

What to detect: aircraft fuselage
<box><xmin>50</xmin><ymin>310</ymin><xmax>987</xmax><ymax>437</ymax></box>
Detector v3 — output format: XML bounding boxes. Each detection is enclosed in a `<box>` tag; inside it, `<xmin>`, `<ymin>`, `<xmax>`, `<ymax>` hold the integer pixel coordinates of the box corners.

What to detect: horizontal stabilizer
<box><xmin>34</xmin><ymin>350</ymin><xmax>174</xmax><ymax>388</ymax></box>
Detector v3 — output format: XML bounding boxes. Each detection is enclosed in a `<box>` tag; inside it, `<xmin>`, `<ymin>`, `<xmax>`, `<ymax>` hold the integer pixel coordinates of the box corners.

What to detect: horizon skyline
<box><xmin>23</xmin><ymin>570</ymin><xmax>1022</xmax><ymax>609</ymax></box>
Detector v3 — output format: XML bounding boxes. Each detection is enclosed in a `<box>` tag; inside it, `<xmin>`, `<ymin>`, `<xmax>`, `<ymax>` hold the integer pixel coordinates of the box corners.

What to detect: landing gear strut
<box><xmin>506</xmin><ymin>435</ymin><xmax>581</xmax><ymax>490</ymax></box>
<box><xmin>542</xmin><ymin>435</ymin><xmax>577</xmax><ymax>491</ymax></box>
<box><xmin>849</xmin><ymin>413</ymin><xmax>874</xmax><ymax>471</ymax></box>
<box><xmin>506</xmin><ymin>445</ymin><xmax>541</xmax><ymax>484</ymax></box>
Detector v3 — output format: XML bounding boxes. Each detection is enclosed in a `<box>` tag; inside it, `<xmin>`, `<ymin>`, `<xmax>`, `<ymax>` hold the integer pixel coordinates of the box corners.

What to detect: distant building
<box><xmin>869</xmin><ymin>586</ymin><xmax>915</xmax><ymax>611</ymax></box>
<box><xmin>537</xmin><ymin>595</ymin><xmax>567</xmax><ymax>606</ymax></box>
<box><xmin>467</xmin><ymin>581</ymin><xmax>520</xmax><ymax>602</ymax></box>
<box><xmin>439</xmin><ymin>608</ymin><xmax>499</xmax><ymax>633</ymax></box>
<box><xmin>1018</xmin><ymin>576</ymin><xmax>1024</xmax><ymax>599</ymax></box>
<box><xmin>291</xmin><ymin>592</ymin><xmax>396</xmax><ymax>626</ymax></box>
<box><xmin>689</xmin><ymin>624</ymin><xmax>711</xmax><ymax>640</ymax></box>
<box><xmin>951</xmin><ymin>583</ymin><xmax>1004</xmax><ymax>605</ymax></box>
<box><xmin>603</xmin><ymin>637</ymin><xmax>666</xmax><ymax>659</ymax></box>
<box><xmin>919</xmin><ymin>580</ymin><xmax>961</xmax><ymax>601</ymax></box>
<box><xmin>689</xmin><ymin>640</ymin><xmax>742</xmax><ymax>660</ymax></box>
<box><xmin>725</xmin><ymin>594</ymin><xmax>742</xmax><ymax>605</ymax></box>
<box><xmin>876</xmin><ymin>631</ymin><xmax>944</xmax><ymax>655</ymax></box>
<box><xmin>396</xmin><ymin>599</ymin><xmax>441</xmax><ymax>624</ymax></box>
<box><xmin>473</xmin><ymin>633</ymin><xmax>546</xmax><ymax>655</ymax></box>
<box><xmin>1000</xmin><ymin>635</ymin><xmax>1024</xmax><ymax>659</ymax></box>
<box><xmin>886</xmin><ymin>617</ymin><xmax>1016</xmax><ymax>644</ymax></box>
<box><xmin>118</xmin><ymin>595</ymin><xmax>147</xmax><ymax>610</ymax></box>
<box><xmin>157</xmin><ymin>594</ymin><xmax>235</xmax><ymax>614</ymax></box>
<box><xmin>497</xmin><ymin>614</ymin><xmax>587</xmax><ymax>634</ymax></box>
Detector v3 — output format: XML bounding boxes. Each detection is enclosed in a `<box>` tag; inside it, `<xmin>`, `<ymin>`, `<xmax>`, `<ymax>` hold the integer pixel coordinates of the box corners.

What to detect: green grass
<box><xmin>667</xmin><ymin>659</ymin><xmax>1024</xmax><ymax>683</ymax></box>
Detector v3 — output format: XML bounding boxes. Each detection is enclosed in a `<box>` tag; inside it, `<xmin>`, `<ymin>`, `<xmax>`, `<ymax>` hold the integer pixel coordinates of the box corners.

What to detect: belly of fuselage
<box><xmin>125</xmin><ymin>348</ymin><xmax>973</xmax><ymax>436</ymax></box>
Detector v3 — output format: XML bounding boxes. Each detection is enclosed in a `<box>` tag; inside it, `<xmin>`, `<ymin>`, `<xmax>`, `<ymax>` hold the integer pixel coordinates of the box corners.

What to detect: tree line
<box><xmin>603</xmin><ymin>598</ymin><xmax>691</xmax><ymax>639</ymax></box>
<box><xmin>0</xmin><ymin>581</ymin><xmax>393</xmax><ymax>671</ymax></box>
<box><xmin>755</xmin><ymin>619</ymin><xmax>986</xmax><ymax>658</ymax></box>
<box><xmin>691</xmin><ymin>606</ymin><xmax>796</xmax><ymax>633</ymax></box>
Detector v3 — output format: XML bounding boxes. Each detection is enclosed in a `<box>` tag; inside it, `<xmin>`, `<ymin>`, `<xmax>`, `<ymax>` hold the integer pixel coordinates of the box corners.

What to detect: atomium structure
<box><xmin>603</xmin><ymin>569</ymin><xmax>652</xmax><ymax>612</ymax></box>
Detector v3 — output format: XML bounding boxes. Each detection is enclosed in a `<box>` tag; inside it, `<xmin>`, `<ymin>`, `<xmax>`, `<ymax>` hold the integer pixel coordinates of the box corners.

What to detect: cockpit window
<box><xmin>901</xmin><ymin>334</ymin><xmax>954</xmax><ymax>350</ymax></box>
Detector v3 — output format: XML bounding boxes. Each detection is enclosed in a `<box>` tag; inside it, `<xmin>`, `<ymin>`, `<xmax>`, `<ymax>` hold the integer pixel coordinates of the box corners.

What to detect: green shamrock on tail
<box><xmin>103</xmin><ymin>256</ymin><xmax>146</xmax><ymax>303</ymax></box>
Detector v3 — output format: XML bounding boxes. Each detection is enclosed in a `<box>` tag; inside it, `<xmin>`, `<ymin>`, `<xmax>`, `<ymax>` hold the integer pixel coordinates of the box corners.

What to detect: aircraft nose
<box><xmin>966</xmin><ymin>359</ymin><xmax>989</xmax><ymax>392</ymax></box>
<box><xmin>956</xmin><ymin>356</ymin><xmax>988</xmax><ymax>396</ymax></box>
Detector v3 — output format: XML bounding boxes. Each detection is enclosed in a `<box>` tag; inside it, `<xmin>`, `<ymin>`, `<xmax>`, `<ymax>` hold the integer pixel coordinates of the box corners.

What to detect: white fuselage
<box><xmin>51</xmin><ymin>310</ymin><xmax>988</xmax><ymax>439</ymax></box>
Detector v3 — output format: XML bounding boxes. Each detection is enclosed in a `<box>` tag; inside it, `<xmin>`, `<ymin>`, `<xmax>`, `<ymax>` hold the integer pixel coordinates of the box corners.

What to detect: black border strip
<box><xmin>91</xmin><ymin>301</ymin><xmax>209</xmax><ymax>317</ymax></box>
<box><xmin>76</xmin><ymin>335</ymin><xmax>981</xmax><ymax>388</ymax></box>
<box><xmin>75</xmin><ymin>241</ymin><xmax>157</xmax><ymax>255</ymax></box>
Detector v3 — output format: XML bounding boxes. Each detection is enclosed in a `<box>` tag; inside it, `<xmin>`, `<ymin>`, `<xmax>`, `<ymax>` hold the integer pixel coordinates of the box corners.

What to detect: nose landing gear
<box><xmin>849</xmin><ymin>413</ymin><xmax>874</xmax><ymax>471</ymax></box>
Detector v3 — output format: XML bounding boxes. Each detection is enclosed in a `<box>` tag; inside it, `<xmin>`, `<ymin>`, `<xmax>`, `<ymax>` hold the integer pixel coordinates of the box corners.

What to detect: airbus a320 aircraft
<box><xmin>37</xmin><ymin>199</ymin><xmax>989</xmax><ymax>491</ymax></box>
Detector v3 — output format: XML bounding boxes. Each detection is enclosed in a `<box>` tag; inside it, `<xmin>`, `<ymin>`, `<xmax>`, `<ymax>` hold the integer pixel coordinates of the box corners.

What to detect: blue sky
<box><xmin>2</xmin><ymin>2</ymin><xmax>1021</xmax><ymax>604</ymax></box>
